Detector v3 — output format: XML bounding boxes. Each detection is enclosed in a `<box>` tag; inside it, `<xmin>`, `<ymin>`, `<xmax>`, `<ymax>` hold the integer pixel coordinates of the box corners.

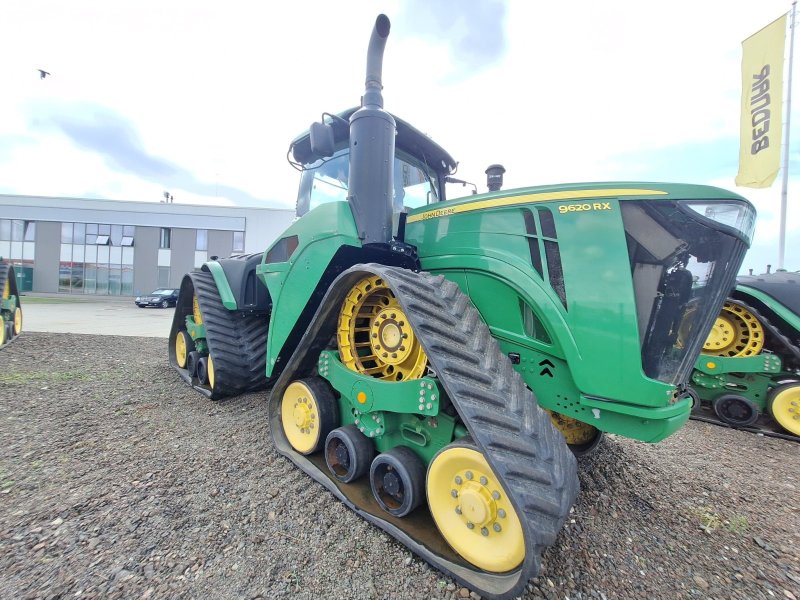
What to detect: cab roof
<box><xmin>290</xmin><ymin>107</ymin><xmax>458</xmax><ymax>176</ymax></box>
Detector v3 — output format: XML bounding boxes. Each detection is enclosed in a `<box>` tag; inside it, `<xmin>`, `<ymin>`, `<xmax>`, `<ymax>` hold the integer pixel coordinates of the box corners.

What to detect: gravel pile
<box><xmin>1</xmin><ymin>332</ymin><xmax>798</xmax><ymax>600</ymax></box>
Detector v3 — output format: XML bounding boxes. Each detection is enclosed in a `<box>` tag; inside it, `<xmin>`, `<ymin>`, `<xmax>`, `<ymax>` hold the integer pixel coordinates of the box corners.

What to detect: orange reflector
<box><xmin>706</xmin><ymin>362</ymin><xmax>716</xmax><ymax>369</ymax></box>
<box><xmin>357</xmin><ymin>391</ymin><xmax>367</xmax><ymax>404</ymax></box>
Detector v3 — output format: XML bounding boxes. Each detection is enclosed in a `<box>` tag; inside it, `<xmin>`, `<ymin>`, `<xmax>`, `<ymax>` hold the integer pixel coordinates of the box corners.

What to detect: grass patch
<box><xmin>690</xmin><ymin>506</ymin><xmax>748</xmax><ymax>534</ymax></box>
<box><xmin>18</xmin><ymin>296</ymin><xmax>81</xmax><ymax>304</ymax></box>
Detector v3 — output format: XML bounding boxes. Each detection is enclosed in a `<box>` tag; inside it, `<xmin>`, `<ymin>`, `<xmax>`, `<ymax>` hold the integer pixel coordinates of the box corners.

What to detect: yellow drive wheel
<box><xmin>13</xmin><ymin>306</ymin><xmax>22</xmax><ymax>335</ymax></box>
<box><xmin>2</xmin><ymin>278</ymin><xmax>8</xmax><ymax>300</ymax></box>
<box><xmin>337</xmin><ymin>275</ymin><xmax>427</xmax><ymax>381</ymax></box>
<box><xmin>427</xmin><ymin>444</ymin><xmax>524</xmax><ymax>573</ymax></box>
<box><xmin>281</xmin><ymin>379</ymin><xmax>338</xmax><ymax>455</ymax></box>
<box><xmin>207</xmin><ymin>356</ymin><xmax>215</xmax><ymax>389</ymax></box>
<box><xmin>768</xmin><ymin>383</ymin><xmax>800</xmax><ymax>436</ymax></box>
<box><xmin>703</xmin><ymin>301</ymin><xmax>764</xmax><ymax>357</ymax></box>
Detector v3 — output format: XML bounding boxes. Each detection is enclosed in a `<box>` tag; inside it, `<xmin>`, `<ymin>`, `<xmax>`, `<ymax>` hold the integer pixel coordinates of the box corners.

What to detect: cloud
<box><xmin>28</xmin><ymin>101</ymin><xmax>278</xmax><ymax>206</ymax></box>
<box><xmin>395</xmin><ymin>0</ymin><xmax>507</xmax><ymax>77</ymax></box>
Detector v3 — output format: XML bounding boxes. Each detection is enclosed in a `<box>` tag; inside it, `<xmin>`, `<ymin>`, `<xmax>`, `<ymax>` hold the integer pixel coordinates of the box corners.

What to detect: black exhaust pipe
<box><xmin>347</xmin><ymin>14</ymin><xmax>396</xmax><ymax>245</ymax></box>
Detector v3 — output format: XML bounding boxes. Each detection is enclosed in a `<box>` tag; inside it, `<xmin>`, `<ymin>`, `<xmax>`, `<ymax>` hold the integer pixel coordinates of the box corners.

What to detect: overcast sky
<box><xmin>1</xmin><ymin>0</ymin><xmax>798</xmax><ymax>273</ymax></box>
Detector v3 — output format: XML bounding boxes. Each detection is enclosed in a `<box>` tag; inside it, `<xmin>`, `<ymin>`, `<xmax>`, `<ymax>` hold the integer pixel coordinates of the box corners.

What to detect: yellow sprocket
<box><xmin>337</xmin><ymin>275</ymin><xmax>427</xmax><ymax>381</ymax></box>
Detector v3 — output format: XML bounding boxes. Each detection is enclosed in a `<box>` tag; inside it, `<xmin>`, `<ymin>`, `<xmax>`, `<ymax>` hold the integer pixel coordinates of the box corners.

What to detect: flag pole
<box><xmin>779</xmin><ymin>0</ymin><xmax>796</xmax><ymax>270</ymax></box>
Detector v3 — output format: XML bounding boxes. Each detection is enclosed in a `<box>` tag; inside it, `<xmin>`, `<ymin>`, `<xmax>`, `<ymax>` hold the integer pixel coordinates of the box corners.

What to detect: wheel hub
<box><xmin>371</xmin><ymin>308</ymin><xmax>413</xmax><ymax>365</ymax></box>
<box><xmin>292</xmin><ymin>399</ymin><xmax>315</xmax><ymax>431</ymax></box>
<box><xmin>459</xmin><ymin>483</ymin><xmax>495</xmax><ymax>527</ymax></box>
<box><xmin>454</xmin><ymin>475</ymin><xmax>500</xmax><ymax>531</ymax></box>
<box><xmin>382</xmin><ymin>469</ymin><xmax>401</xmax><ymax>496</ymax></box>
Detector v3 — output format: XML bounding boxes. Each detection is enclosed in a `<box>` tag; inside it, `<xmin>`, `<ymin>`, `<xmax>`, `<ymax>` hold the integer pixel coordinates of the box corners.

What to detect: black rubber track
<box><xmin>0</xmin><ymin>262</ymin><xmax>22</xmax><ymax>349</ymax></box>
<box><xmin>168</xmin><ymin>270</ymin><xmax>269</xmax><ymax>400</ymax></box>
<box><xmin>268</xmin><ymin>264</ymin><xmax>579</xmax><ymax>600</ymax></box>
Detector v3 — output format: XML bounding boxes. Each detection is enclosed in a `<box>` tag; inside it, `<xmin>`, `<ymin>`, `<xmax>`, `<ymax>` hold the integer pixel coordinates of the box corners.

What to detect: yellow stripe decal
<box><xmin>406</xmin><ymin>188</ymin><xmax>668</xmax><ymax>223</ymax></box>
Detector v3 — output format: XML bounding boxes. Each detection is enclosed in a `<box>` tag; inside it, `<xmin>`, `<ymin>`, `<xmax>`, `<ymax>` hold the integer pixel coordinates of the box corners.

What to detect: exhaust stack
<box><xmin>347</xmin><ymin>14</ymin><xmax>396</xmax><ymax>245</ymax></box>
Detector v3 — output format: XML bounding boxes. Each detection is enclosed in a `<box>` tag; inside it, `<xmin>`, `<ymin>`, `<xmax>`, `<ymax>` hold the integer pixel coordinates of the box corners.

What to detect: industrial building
<box><xmin>0</xmin><ymin>194</ymin><xmax>295</xmax><ymax>296</ymax></box>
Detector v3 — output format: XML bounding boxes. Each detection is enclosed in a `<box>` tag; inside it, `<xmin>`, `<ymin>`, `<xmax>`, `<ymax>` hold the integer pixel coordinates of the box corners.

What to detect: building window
<box><xmin>196</xmin><ymin>229</ymin><xmax>207</xmax><ymax>251</ymax></box>
<box><xmin>61</xmin><ymin>222</ymin><xmax>73</xmax><ymax>244</ymax></box>
<box><xmin>94</xmin><ymin>235</ymin><xmax>110</xmax><ymax>245</ymax></box>
<box><xmin>157</xmin><ymin>266</ymin><xmax>170</xmax><ymax>288</ymax></box>
<box><xmin>160</xmin><ymin>228</ymin><xmax>171</xmax><ymax>249</ymax></box>
<box><xmin>0</xmin><ymin>220</ymin><xmax>10</xmax><ymax>240</ymax></box>
<box><xmin>233</xmin><ymin>231</ymin><xmax>245</xmax><ymax>253</ymax></box>
<box><xmin>23</xmin><ymin>221</ymin><xmax>36</xmax><ymax>241</ymax></box>
<box><xmin>11</xmin><ymin>220</ymin><xmax>24</xmax><ymax>241</ymax></box>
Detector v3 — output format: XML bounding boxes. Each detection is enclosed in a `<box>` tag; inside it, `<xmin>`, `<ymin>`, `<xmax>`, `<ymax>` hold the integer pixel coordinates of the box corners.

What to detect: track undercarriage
<box><xmin>0</xmin><ymin>262</ymin><xmax>23</xmax><ymax>348</ymax></box>
<box><xmin>268</xmin><ymin>264</ymin><xmax>579</xmax><ymax>599</ymax></box>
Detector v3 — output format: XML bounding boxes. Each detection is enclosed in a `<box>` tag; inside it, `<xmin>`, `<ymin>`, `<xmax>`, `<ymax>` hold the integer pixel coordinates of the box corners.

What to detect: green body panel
<box><xmin>736</xmin><ymin>284</ymin><xmax>800</xmax><ymax>333</ymax></box>
<box><xmin>691</xmin><ymin>353</ymin><xmax>785</xmax><ymax>411</ymax></box>
<box><xmin>401</xmin><ymin>182</ymin><xmax>748</xmax><ymax>441</ymax></box>
<box><xmin>184</xmin><ymin>317</ymin><xmax>208</xmax><ymax>355</ymax></box>
<box><xmin>204</xmin><ymin>262</ymin><xmax>238</xmax><ymax>310</ymax></box>
<box><xmin>318</xmin><ymin>351</ymin><xmax>461</xmax><ymax>464</ymax></box>
<box><xmin>1</xmin><ymin>296</ymin><xmax>17</xmax><ymax>312</ymax></box>
<box><xmin>257</xmin><ymin>202</ymin><xmax>362</xmax><ymax>377</ymax></box>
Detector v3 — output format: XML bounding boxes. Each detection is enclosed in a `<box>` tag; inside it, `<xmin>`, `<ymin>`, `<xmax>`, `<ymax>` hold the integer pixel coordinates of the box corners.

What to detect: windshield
<box><xmin>152</xmin><ymin>289</ymin><xmax>174</xmax><ymax>295</ymax></box>
<box><xmin>621</xmin><ymin>199</ymin><xmax>751</xmax><ymax>384</ymax></box>
<box><xmin>296</xmin><ymin>149</ymin><xmax>439</xmax><ymax>216</ymax></box>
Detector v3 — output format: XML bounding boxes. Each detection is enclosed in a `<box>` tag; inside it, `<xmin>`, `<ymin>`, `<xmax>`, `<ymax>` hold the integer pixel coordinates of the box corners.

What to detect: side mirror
<box><xmin>310</xmin><ymin>121</ymin><xmax>335</xmax><ymax>159</ymax></box>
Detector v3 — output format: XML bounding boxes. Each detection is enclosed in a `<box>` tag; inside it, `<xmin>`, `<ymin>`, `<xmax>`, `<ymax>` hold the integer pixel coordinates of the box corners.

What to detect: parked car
<box><xmin>135</xmin><ymin>288</ymin><xmax>179</xmax><ymax>308</ymax></box>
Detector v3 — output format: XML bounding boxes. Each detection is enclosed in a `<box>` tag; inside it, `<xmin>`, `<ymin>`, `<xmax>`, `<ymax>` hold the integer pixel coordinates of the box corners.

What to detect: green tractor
<box><xmin>0</xmin><ymin>258</ymin><xmax>23</xmax><ymax>347</ymax></box>
<box><xmin>689</xmin><ymin>270</ymin><xmax>800</xmax><ymax>439</ymax></box>
<box><xmin>168</xmin><ymin>15</ymin><xmax>755</xmax><ymax>598</ymax></box>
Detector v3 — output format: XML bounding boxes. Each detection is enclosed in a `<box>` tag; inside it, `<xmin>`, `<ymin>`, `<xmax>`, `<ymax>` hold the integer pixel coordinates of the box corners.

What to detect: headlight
<box><xmin>135</xmin><ymin>296</ymin><xmax>141</xmax><ymax>301</ymax></box>
<box><xmin>681</xmin><ymin>200</ymin><xmax>756</xmax><ymax>244</ymax></box>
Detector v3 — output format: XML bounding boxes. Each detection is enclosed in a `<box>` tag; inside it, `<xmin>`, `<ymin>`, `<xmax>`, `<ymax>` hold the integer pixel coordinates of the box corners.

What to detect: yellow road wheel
<box><xmin>192</xmin><ymin>295</ymin><xmax>203</xmax><ymax>325</ymax></box>
<box><xmin>174</xmin><ymin>331</ymin><xmax>195</xmax><ymax>369</ymax></box>
<box><xmin>13</xmin><ymin>307</ymin><xmax>22</xmax><ymax>335</ymax></box>
<box><xmin>703</xmin><ymin>301</ymin><xmax>764</xmax><ymax>357</ymax></box>
<box><xmin>427</xmin><ymin>444</ymin><xmax>524</xmax><ymax>573</ymax></box>
<box><xmin>2</xmin><ymin>279</ymin><xmax>9</xmax><ymax>301</ymax></box>
<box><xmin>337</xmin><ymin>275</ymin><xmax>427</xmax><ymax>381</ymax></box>
<box><xmin>281</xmin><ymin>379</ymin><xmax>338</xmax><ymax>455</ymax></box>
<box><xmin>768</xmin><ymin>383</ymin><xmax>800</xmax><ymax>436</ymax></box>
<box><xmin>207</xmin><ymin>356</ymin><xmax>215</xmax><ymax>389</ymax></box>
<box><xmin>0</xmin><ymin>316</ymin><xmax>5</xmax><ymax>346</ymax></box>
<box><xmin>546</xmin><ymin>410</ymin><xmax>603</xmax><ymax>456</ymax></box>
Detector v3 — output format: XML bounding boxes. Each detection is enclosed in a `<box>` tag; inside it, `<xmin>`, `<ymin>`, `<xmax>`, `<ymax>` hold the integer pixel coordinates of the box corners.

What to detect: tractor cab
<box><xmin>290</xmin><ymin>108</ymin><xmax>457</xmax><ymax>219</ymax></box>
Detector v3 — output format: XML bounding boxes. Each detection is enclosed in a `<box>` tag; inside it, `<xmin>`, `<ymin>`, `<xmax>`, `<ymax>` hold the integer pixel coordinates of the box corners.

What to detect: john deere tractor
<box><xmin>168</xmin><ymin>15</ymin><xmax>755</xmax><ymax>598</ymax></box>
<box><xmin>689</xmin><ymin>270</ymin><xmax>800</xmax><ymax>439</ymax></box>
<box><xmin>0</xmin><ymin>259</ymin><xmax>23</xmax><ymax>347</ymax></box>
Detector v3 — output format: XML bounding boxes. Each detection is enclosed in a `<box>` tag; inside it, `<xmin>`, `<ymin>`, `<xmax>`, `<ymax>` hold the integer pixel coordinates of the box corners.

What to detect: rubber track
<box><xmin>268</xmin><ymin>264</ymin><xmax>579</xmax><ymax>599</ymax></box>
<box><xmin>0</xmin><ymin>263</ymin><xmax>21</xmax><ymax>349</ymax></box>
<box><xmin>169</xmin><ymin>271</ymin><xmax>269</xmax><ymax>400</ymax></box>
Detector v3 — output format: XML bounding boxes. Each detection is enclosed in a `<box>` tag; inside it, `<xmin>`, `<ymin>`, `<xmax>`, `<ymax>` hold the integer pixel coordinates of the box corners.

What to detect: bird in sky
<box><xmin>38</xmin><ymin>69</ymin><xmax>50</xmax><ymax>79</ymax></box>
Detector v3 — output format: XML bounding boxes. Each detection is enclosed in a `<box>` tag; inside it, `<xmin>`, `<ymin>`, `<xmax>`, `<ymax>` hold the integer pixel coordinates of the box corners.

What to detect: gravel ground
<box><xmin>1</xmin><ymin>332</ymin><xmax>798</xmax><ymax>600</ymax></box>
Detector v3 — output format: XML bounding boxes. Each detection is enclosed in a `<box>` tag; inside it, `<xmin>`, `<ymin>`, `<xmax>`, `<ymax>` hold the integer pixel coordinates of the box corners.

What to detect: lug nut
<box><xmin>493</xmin><ymin>523</ymin><xmax>502</xmax><ymax>532</ymax></box>
<box><xmin>451</xmin><ymin>489</ymin><xmax>458</xmax><ymax>498</ymax></box>
<box><xmin>466</xmin><ymin>522</ymin><xmax>474</xmax><ymax>530</ymax></box>
<box><xmin>465</xmin><ymin>471</ymin><xmax>473</xmax><ymax>480</ymax></box>
<box><xmin>498</xmin><ymin>509</ymin><xmax>506</xmax><ymax>518</ymax></box>
<box><xmin>481</xmin><ymin>527</ymin><xmax>489</xmax><ymax>537</ymax></box>
<box><xmin>454</xmin><ymin>476</ymin><xmax>462</xmax><ymax>485</ymax></box>
<box><xmin>492</xmin><ymin>491</ymin><xmax>501</xmax><ymax>500</ymax></box>
<box><xmin>479</xmin><ymin>476</ymin><xmax>488</xmax><ymax>486</ymax></box>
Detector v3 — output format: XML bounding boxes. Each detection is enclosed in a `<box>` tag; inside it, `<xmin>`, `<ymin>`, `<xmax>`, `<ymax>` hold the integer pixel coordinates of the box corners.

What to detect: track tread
<box><xmin>169</xmin><ymin>271</ymin><xmax>268</xmax><ymax>399</ymax></box>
